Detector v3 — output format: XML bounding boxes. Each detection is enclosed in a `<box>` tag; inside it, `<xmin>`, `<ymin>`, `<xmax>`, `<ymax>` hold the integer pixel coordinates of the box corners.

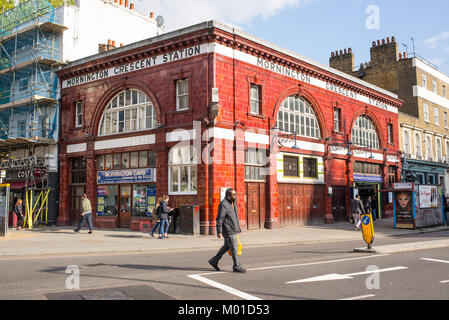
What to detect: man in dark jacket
<box><xmin>208</xmin><ymin>188</ymin><xmax>246</xmax><ymax>273</ymax></box>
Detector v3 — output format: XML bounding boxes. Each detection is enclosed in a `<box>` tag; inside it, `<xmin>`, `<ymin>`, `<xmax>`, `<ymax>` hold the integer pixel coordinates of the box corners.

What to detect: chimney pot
<box><xmin>120</xmin><ymin>43</ymin><xmax>124</xmax><ymax>47</ymax></box>
<box><xmin>331</xmin><ymin>52</ymin><xmax>335</xmax><ymax>57</ymax></box>
<box><xmin>403</xmin><ymin>52</ymin><xmax>407</xmax><ymax>59</ymax></box>
<box><xmin>130</xmin><ymin>3</ymin><xmax>134</xmax><ymax>10</ymax></box>
<box><xmin>399</xmin><ymin>53</ymin><xmax>402</xmax><ymax>59</ymax></box>
<box><xmin>382</xmin><ymin>39</ymin><xmax>385</xmax><ymax>45</ymax></box>
<box><xmin>120</xmin><ymin>0</ymin><xmax>123</xmax><ymax>5</ymax></box>
<box><xmin>125</xmin><ymin>0</ymin><xmax>129</xmax><ymax>7</ymax></box>
<box><xmin>377</xmin><ymin>40</ymin><xmax>380</xmax><ymax>45</ymax></box>
<box><xmin>372</xmin><ymin>41</ymin><xmax>376</xmax><ymax>47</ymax></box>
<box><xmin>348</xmin><ymin>48</ymin><xmax>352</xmax><ymax>53</ymax></box>
<box><xmin>387</xmin><ymin>37</ymin><xmax>390</xmax><ymax>43</ymax></box>
<box><xmin>150</xmin><ymin>12</ymin><xmax>155</xmax><ymax>18</ymax></box>
<box><xmin>112</xmin><ymin>41</ymin><xmax>116</xmax><ymax>47</ymax></box>
<box><xmin>392</xmin><ymin>36</ymin><xmax>396</xmax><ymax>42</ymax></box>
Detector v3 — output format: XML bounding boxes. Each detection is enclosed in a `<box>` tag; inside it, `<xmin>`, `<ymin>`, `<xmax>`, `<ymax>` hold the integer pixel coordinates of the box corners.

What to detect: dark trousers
<box><xmin>210</xmin><ymin>233</ymin><xmax>241</xmax><ymax>269</ymax></box>
<box><xmin>15</xmin><ymin>212</ymin><xmax>24</xmax><ymax>228</ymax></box>
<box><xmin>75</xmin><ymin>212</ymin><xmax>93</xmax><ymax>231</ymax></box>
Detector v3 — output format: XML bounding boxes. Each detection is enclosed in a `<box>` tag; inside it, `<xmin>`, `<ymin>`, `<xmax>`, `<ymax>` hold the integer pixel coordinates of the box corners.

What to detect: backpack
<box><xmin>152</xmin><ymin>205</ymin><xmax>160</xmax><ymax>218</ymax></box>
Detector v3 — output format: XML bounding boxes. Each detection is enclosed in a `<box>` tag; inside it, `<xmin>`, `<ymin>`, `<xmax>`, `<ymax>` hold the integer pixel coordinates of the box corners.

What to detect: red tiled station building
<box><xmin>57</xmin><ymin>21</ymin><xmax>402</xmax><ymax>234</ymax></box>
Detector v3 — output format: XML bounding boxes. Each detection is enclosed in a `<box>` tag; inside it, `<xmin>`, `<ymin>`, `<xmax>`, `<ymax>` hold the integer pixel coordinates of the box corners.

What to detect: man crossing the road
<box><xmin>208</xmin><ymin>188</ymin><xmax>246</xmax><ymax>273</ymax></box>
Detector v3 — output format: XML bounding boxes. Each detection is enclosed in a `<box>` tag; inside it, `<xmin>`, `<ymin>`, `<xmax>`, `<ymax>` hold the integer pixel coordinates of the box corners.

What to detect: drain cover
<box><xmin>44</xmin><ymin>285</ymin><xmax>174</xmax><ymax>300</ymax></box>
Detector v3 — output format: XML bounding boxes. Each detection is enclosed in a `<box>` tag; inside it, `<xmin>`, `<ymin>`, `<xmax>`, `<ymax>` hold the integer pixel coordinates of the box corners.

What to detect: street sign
<box><xmin>361</xmin><ymin>213</ymin><xmax>374</xmax><ymax>249</ymax></box>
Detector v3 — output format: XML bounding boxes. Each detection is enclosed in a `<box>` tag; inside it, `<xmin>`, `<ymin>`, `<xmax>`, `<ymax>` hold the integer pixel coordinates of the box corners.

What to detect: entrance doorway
<box><xmin>331</xmin><ymin>186</ymin><xmax>347</xmax><ymax>222</ymax></box>
<box><xmin>355</xmin><ymin>183</ymin><xmax>381</xmax><ymax>219</ymax></box>
<box><xmin>70</xmin><ymin>186</ymin><xmax>85</xmax><ymax>225</ymax></box>
<box><xmin>246</xmin><ymin>182</ymin><xmax>265</xmax><ymax>230</ymax></box>
<box><xmin>119</xmin><ymin>185</ymin><xmax>131</xmax><ymax>228</ymax></box>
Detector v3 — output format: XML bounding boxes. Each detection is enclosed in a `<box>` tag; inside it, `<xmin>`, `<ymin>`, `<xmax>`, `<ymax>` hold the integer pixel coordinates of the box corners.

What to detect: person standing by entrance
<box><xmin>14</xmin><ymin>199</ymin><xmax>24</xmax><ymax>231</ymax></box>
<box><xmin>364</xmin><ymin>196</ymin><xmax>373</xmax><ymax>215</ymax></box>
<box><xmin>208</xmin><ymin>188</ymin><xmax>246</xmax><ymax>273</ymax></box>
<box><xmin>74</xmin><ymin>194</ymin><xmax>93</xmax><ymax>234</ymax></box>
<box><xmin>159</xmin><ymin>195</ymin><xmax>171</xmax><ymax>239</ymax></box>
<box><xmin>351</xmin><ymin>194</ymin><xmax>365</xmax><ymax>231</ymax></box>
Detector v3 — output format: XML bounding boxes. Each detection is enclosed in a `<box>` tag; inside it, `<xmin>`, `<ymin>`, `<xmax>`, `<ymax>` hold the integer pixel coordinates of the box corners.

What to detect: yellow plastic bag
<box><xmin>228</xmin><ymin>235</ymin><xmax>242</xmax><ymax>256</ymax></box>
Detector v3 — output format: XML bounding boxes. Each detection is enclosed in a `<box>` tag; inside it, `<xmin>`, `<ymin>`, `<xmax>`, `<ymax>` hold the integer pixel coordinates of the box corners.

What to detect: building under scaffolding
<box><xmin>0</xmin><ymin>0</ymin><xmax>65</xmax><ymax>227</ymax></box>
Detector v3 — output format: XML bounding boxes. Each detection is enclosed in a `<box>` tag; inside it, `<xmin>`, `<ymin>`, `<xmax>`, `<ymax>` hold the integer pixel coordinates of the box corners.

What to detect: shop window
<box><xmin>132</xmin><ymin>185</ymin><xmax>156</xmax><ymax>217</ymax></box>
<box><xmin>283</xmin><ymin>156</ymin><xmax>299</xmax><ymax>177</ymax></box>
<box><xmin>168</xmin><ymin>145</ymin><xmax>197</xmax><ymax>194</ymax></box>
<box><xmin>276</xmin><ymin>95</ymin><xmax>321</xmax><ymax>139</ymax></box>
<box><xmin>71</xmin><ymin>157</ymin><xmax>86</xmax><ymax>184</ymax></box>
<box><xmin>245</xmin><ymin>148</ymin><xmax>266</xmax><ymax>181</ymax></box>
<box><xmin>303</xmin><ymin>157</ymin><xmax>318</xmax><ymax>178</ymax></box>
<box><xmin>176</xmin><ymin>79</ymin><xmax>189</xmax><ymax>111</ymax></box>
<box><xmin>97</xmin><ymin>185</ymin><xmax>118</xmax><ymax>216</ymax></box>
<box><xmin>99</xmin><ymin>89</ymin><xmax>156</xmax><ymax>136</ymax></box>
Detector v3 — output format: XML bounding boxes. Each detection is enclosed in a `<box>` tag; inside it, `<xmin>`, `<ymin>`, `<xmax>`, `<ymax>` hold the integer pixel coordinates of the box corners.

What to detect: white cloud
<box><xmin>425</xmin><ymin>31</ymin><xmax>449</xmax><ymax>49</ymax></box>
<box><xmin>134</xmin><ymin>0</ymin><xmax>317</xmax><ymax>31</ymax></box>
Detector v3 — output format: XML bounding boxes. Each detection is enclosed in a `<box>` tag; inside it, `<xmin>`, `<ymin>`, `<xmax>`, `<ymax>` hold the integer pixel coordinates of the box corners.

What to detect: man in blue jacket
<box><xmin>208</xmin><ymin>188</ymin><xmax>246</xmax><ymax>273</ymax></box>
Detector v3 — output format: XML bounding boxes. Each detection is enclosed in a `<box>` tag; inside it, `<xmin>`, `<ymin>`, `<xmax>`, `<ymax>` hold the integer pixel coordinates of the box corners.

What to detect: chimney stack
<box><xmin>329</xmin><ymin>47</ymin><xmax>355</xmax><ymax>74</ymax></box>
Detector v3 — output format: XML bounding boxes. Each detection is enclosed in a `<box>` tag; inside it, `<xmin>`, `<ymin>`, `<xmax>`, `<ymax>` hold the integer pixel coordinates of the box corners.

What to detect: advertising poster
<box><xmin>419</xmin><ymin>186</ymin><xmax>438</xmax><ymax>209</ymax></box>
<box><xmin>97</xmin><ymin>188</ymin><xmax>106</xmax><ymax>216</ymax></box>
<box><xmin>395</xmin><ymin>190</ymin><xmax>414</xmax><ymax>228</ymax></box>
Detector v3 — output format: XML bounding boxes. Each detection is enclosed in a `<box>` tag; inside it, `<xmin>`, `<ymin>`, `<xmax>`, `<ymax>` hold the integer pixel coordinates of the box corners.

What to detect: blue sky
<box><xmin>135</xmin><ymin>0</ymin><xmax>449</xmax><ymax>76</ymax></box>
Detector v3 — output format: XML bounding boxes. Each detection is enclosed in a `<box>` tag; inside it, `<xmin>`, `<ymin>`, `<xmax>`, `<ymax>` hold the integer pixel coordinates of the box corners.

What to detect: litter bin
<box><xmin>0</xmin><ymin>184</ymin><xmax>10</xmax><ymax>237</ymax></box>
<box><xmin>168</xmin><ymin>208</ymin><xmax>180</xmax><ymax>234</ymax></box>
<box><xmin>179</xmin><ymin>205</ymin><xmax>200</xmax><ymax>235</ymax></box>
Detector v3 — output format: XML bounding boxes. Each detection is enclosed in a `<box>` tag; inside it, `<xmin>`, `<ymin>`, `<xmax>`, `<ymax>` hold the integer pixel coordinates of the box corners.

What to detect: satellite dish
<box><xmin>156</xmin><ymin>15</ymin><xmax>164</xmax><ymax>27</ymax></box>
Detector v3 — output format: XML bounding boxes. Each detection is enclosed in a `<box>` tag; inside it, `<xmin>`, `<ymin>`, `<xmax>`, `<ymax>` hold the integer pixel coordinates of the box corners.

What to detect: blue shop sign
<box><xmin>353</xmin><ymin>175</ymin><xmax>383</xmax><ymax>183</ymax></box>
<box><xmin>97</xmin><ymin>168</ymin><xmax>156</xmax><ymax>184</ymax></box>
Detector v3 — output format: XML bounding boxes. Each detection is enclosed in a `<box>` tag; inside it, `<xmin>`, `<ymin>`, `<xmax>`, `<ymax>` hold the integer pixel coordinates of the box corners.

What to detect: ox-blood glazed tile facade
<box><xmin>57</xmin><ymin>21</ymin><xmax>402</xmax><ymax>234</ymax></box>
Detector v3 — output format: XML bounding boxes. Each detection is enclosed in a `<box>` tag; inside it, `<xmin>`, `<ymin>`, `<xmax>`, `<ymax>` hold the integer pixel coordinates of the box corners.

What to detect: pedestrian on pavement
<box><xmin>149</xmin><ymin>197</ymin><xmax>163</xmax><ymax>238</ymax></box>
<box><xmin>14</xmin><ymin>199</ymin><xmax>24</xmax><ymax>231</ymax></box>
<box><xmin>350</xmin><ymin>194</ymin><xmax>365</xmax><ymax>231</ymax></box>
<box><xmin>208</xmin><ymin>188</ymin><xmax>246</xmax><ymax>273</ymax></box>
<box><xmin>364</xmin><ymin>196</ymin><xmax>373</xmax><ymax>215</ymax></box>
<box><xmin>73</xmin><ymin>193</ymin><xmax>93</xmax><ymax>234</ymax></box>
<box><xmin>158</xmin><ymin>195</ymin><xmax>171</xmax><ymax>239</ymax></box>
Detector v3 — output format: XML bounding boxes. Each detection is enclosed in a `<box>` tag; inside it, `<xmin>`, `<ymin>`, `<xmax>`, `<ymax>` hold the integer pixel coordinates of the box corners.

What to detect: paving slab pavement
<box><xmin>0</xmin><ymin>218</ymin><xmax>448</xmax><ymax>258</ymax></box>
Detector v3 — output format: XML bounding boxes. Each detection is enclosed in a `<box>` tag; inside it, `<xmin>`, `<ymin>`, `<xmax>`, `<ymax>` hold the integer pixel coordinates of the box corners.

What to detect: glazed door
<box><xmin>119</xmin><ymin>185</ymin><xmax>131</xmax><ymax>228</ymax></box>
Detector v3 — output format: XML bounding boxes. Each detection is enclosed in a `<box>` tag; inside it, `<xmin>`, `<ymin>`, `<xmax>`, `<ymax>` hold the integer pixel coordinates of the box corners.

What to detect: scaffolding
<box><xmin>0</xmin><ymin>0</ymin><xmax>66</xmax><ymax>228</ymax></box>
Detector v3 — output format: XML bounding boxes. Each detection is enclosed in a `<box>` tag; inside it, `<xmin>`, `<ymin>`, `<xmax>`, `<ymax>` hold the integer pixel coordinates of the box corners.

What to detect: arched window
<box><xmin>352</xmin><ymin>115</ymin><xmax>380</xmax><ymax>149</ymax></box>
<box><xmin>98</xmin><ymin>89</ymin><xmax>156</xmax><ymax>136</ymax></box>
<box><xmin>436</xmin><ymin>139</ymin><xmax>442</xmax><ymax>161</ymax></box>
<box><xmin>168</xmin><ymin>144</ymin><xmax>198</xmax><ymax>194</ymax></box>
<box><xmin>276</xmin><ymin>95</ymin><xmax>321</xmax><ymax>139</ymax></box>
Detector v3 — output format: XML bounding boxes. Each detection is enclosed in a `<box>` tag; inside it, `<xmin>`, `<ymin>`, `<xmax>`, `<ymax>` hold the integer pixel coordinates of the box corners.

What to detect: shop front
<box><xmin>95</xmin><ymin>151</ymin><xmax>157</xmax><ymax>230</ymax></box>
<box><xmin>353</xmin><ymin>162</ymin><xmax>383</xmax><ymax>219</ymax></box>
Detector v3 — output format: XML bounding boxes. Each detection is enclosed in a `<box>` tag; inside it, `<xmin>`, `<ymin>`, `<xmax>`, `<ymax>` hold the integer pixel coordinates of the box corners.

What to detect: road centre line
<box><xmin>421</xmin><ymin>258</ymin><xmax>449</xmax><ymax>264</ymax></box>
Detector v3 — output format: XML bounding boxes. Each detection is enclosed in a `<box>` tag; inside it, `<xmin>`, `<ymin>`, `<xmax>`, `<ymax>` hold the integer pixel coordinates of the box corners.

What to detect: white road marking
<box><xmin>440</xmin><ymin>280</ymin><xmax>449</xmax><ymax>283</ymax></box>
<box><xmin>421</xmin><ymin>258</ymin><xmax>449</xmax><ymax>264</ymax></box>
<box><xmin>340</xmin><ymin>294</ymin><xmax>376</xmax><ymax>300</ymax></box>
<box><xmin>188</xmin><ymin>254</ymin><xmax>391</xmax><ymax>300</ymax></box>
<box><xmin>248</xmin><ymin>254</ymin><xmax>391</xmax><ymax>271</ymax></box>
<box><xmin>188</xmin><ymin>274</ymin><xmax>262</xmax><ymax>300</ymax></box>
<box><xmin>286</xmin><ymin>266</ymin><xmax>408</xmax><ymax>284</ymax></box>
